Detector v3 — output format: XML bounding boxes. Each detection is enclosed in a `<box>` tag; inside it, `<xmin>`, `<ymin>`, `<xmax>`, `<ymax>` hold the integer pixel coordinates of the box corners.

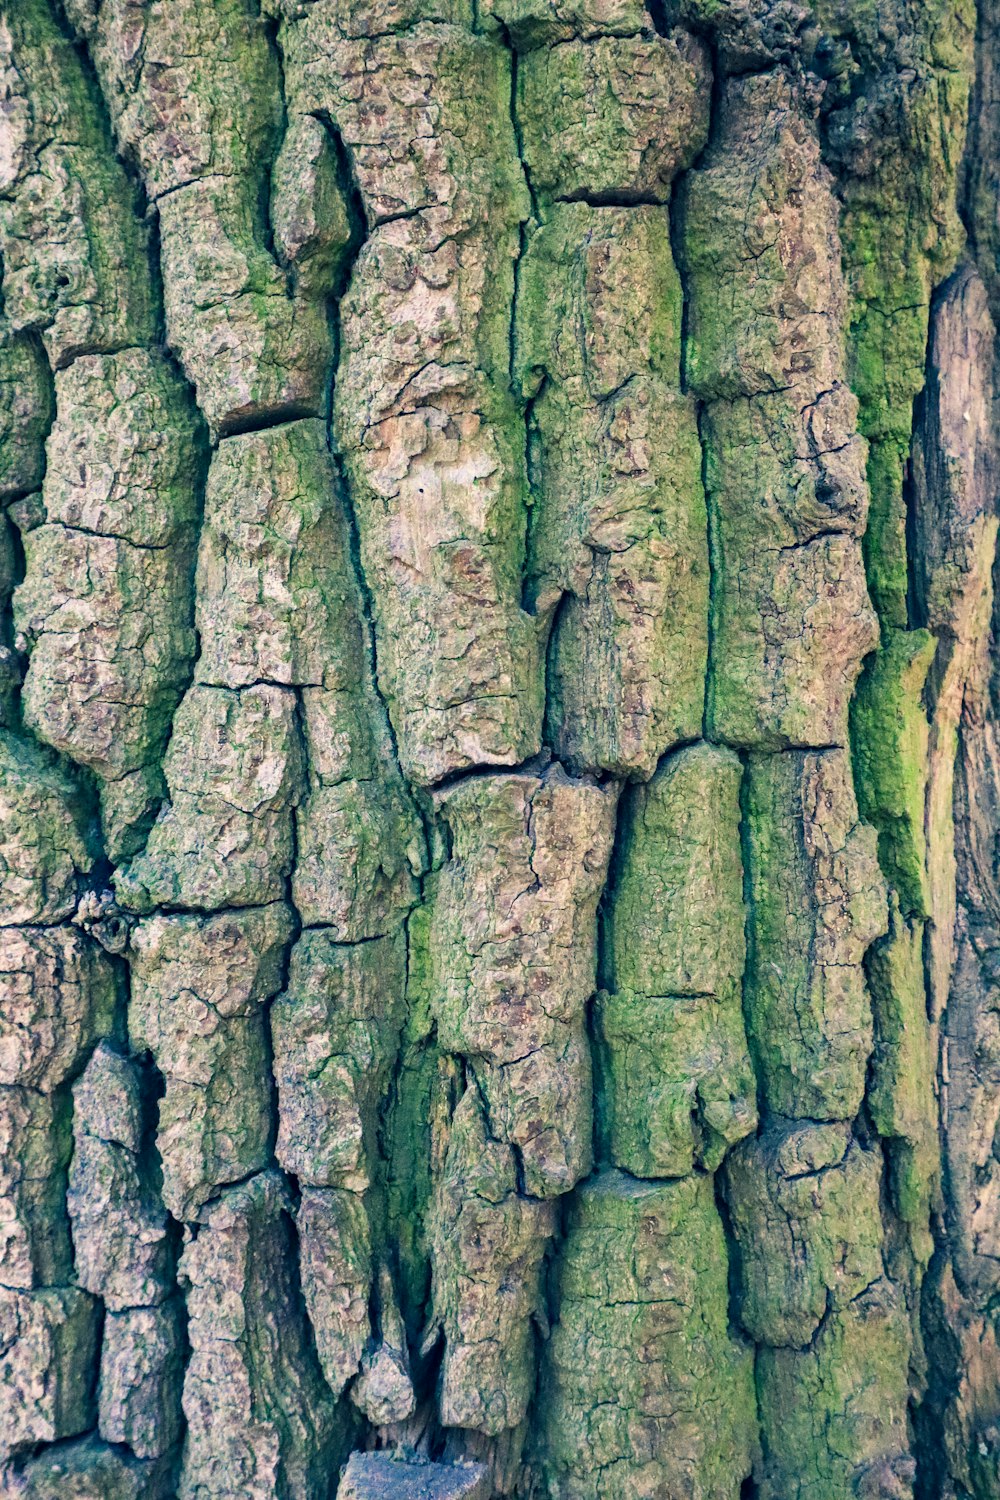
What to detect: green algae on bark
<box><xmin>536</xmin><ymin>1170</ymin><xmax>757</xmax><ymax>1498</ymax></box>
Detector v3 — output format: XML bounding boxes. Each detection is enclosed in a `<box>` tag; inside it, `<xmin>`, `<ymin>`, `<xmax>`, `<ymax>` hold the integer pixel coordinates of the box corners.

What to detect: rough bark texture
<box><xmin>0</xmin><ymin>0</ymin><xmax>997</xmax><ymax>1496</ymax></box>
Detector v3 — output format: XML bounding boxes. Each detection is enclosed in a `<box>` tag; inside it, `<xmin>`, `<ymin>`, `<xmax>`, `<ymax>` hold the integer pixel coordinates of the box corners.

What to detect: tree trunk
<box><xmin>0</xmin><ymin>0</ymin><xmax>997</xmax><ymax>1495</ymax></box>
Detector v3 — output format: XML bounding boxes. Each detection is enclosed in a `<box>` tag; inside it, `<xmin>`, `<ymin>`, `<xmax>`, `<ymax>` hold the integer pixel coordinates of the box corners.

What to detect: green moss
<box><xmin>385</xmin><ymin>890</ymin><xmax>443</xmax><ymax>1345</ymax></box>
<box><xmin>537</xmin><ymin>1171</ymin><xmax>757</xmax><ymax>1496</ymax></box>
<box><xmin>0</xmin><ymin>332</ymin><xmax>52</xmax><ymax>504</ymax></box>
<box><xmin>861</xmin><ymin>437</ymin><xmax>909</xmax><ymax>628</ymax></box>
<box><xmin>726</xmin><ymin>1122</ymin><xmax>885</xmax><ymax>1348</ymax></box>
<box><xmin>866</xmin><ymin>900</ymin><xmax>936</xmax><ymax>1255</ymax></box>
<box><xmin>606</xmin><ymin>741</ymin><xmax>746</xmax><ymax>999</ymax></box>
<box><xmin>516</xmin><ymin>207</ymin><xmax>708</xmax><ymax>775</ymax></box>
<box><xmin>0</xmin><ymin>0</ymin><xmax>157</xmax><ymax>364</ymax></box>
<box><xmin>756</xmin><ymin>1282</ymin><xmax>913</xmax><ymax>1499</ymax></box>
<box><xmin>516</xmin><ymin>33</ymin><xmax>709</xmax><ymax>206</ymax></box>
<box><xmin>515</xmin><ymin>203</ymin><xmax>683</xmax><ymax>393</ymax></box>
<box><xmin>743</xmin><ymin>749</ymin><xmax>886</xmax><ymax>1120</ymax></box>
<box><xmin>850</xmin><ymin>627</ymin><xmax>936</xmax><ymax>918</ymax></box>
<box><xmin>595</xmin><ymin>987</ymin><xmax>757</xmax><ymax>1176</ymax></box>
<box><xmin>836</xmin><ymin>4</ymin><xmax>974</xmax><ymax>612</ymax></box>
<box><xmin>0</xmin><ymin>730</ymin><xmax>99</xmax><ymax>924</ymax></box>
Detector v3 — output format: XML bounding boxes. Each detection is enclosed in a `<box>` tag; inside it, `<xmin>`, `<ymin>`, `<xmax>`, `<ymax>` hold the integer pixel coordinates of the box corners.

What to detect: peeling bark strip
<box><xmin>0</xmin><ymin>0</ymin><xmax>996</xmax><ymax>1495</ymax></box>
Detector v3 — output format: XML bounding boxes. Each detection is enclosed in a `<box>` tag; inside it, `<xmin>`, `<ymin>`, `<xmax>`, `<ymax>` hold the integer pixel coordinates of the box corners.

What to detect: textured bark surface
<box><xmin>0</xmin><ymin>0</ymin><xmax>997</xmax><ymax>1496</ymax></box>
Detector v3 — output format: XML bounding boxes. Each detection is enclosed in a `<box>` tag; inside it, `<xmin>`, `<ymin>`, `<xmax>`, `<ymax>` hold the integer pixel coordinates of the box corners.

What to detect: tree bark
<box><xmin>0</xmin><ymin>0</ymin><xmax>996</xmax><ymax>1496</ymax></box>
